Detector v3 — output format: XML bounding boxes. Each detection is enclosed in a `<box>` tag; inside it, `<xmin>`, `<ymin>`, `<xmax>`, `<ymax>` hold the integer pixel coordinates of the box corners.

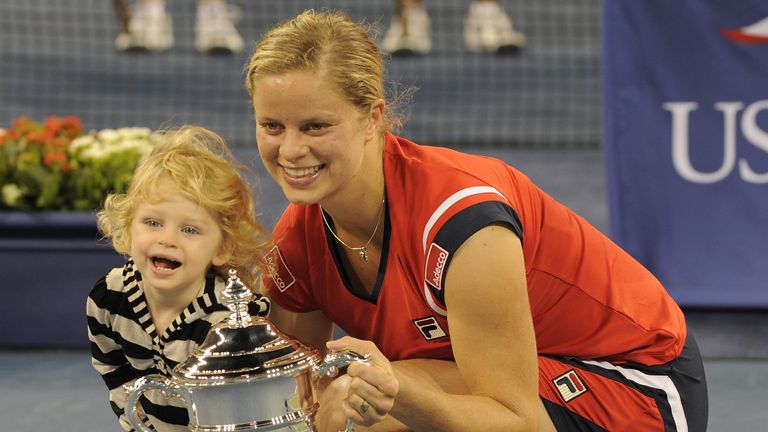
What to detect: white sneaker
<box><xmin>194</xmin><ymin>5</ymin><xmax>244</xmax><ymax>54</ymax></box>
<box><xmin>463</xmin><ymin>2</ymin><xmax>526</xmax><ymax>54</ymax></box>
<box><xmin>380</xmin><ymin>5</ymin><xmax>432</xmax><ymax>56</ymax></box>
<box><xmin>115</xmin><ymin>7</ymin><xmax>174</xmax><ymax>52</ymax></box>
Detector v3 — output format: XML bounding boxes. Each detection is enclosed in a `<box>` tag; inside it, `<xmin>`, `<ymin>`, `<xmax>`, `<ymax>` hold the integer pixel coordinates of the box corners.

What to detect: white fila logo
<box><xmin>412</xmin><ymin>316</ymin><xmax>448</xmax><ymax>340</ymax></box>
<box><xmin>553</xmin><ymin>369</ymin><xmax>588</xmax><ymax>402</ymax></box>
<box><xmin>424</xmin><ymin>243</ymin><xmax>449</xmax><ymax>290</ymax></box>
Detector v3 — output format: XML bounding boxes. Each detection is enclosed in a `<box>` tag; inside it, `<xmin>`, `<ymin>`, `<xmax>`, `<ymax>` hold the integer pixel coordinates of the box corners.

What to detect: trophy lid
<box><xmin>173</xmin><ymin>270</ymin><xmax>320</xmax><ymax>385</ymax></box>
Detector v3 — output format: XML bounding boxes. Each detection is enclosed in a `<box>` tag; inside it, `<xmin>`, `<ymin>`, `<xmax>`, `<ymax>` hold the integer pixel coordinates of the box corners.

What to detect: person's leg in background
<box><xmin>381</xmin><ymin>0</ymin><xmax>526</xmax><ymax>56</ymax></box>
<box><xmin>381</xmin><ymin>0</ymin><xmax>432</xmax><ymax>56</ymax></box>
<box><xmin>114</xmin><ymin>0</ymin><xmax>244</xmax><ymax>54</ymax></box>
<box><xmin>463</xmin><ymin>0</ymin><xmax>526</xmax><ymax>54</ymax></box>
<box><xmin>194</xmin><ymin>0</ymin><xmax>244</xmax><ymax>54</ymax></box>
<box><xmin>114</xmin><ymin>0</ymin><xmax>173</xmax><ymax>52</ymax></box>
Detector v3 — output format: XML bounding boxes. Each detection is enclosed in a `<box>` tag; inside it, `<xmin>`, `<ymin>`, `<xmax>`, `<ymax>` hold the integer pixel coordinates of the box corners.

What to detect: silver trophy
<box><xmin>125</xmin><ymin>269</ymin><xmax>369</xmax><ymax>431</ymax></box>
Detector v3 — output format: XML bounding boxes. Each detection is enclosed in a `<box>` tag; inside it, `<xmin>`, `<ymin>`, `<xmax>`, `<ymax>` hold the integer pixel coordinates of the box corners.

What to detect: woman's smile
<box><xmin>253</xmin><ymin>69</ymin><xmax>379</xmax><ymax>205</ymax></box>
<box><xmin>281</xmin><ymin>163</ymin><xmax>325</xmax><ymax>187</ymax></box>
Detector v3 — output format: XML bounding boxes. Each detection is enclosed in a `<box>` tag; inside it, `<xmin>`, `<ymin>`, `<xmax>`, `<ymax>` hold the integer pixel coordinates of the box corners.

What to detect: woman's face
<box><xmin>251</xmin><ymin>69</ymin><xmax>382</xmax><ymax>206</ymax></box>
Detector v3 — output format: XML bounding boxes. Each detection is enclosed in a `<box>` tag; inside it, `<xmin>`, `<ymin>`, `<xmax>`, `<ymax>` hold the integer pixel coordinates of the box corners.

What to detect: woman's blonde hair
<box><xmin>245</xmin><ymin>9</ymin><xmax>406</xmax><ymax>134</ymax></box>
<box><xmin>97</xmin><ymin>125</ymin><xmax>268</xmax><ymax>288</ymax></box>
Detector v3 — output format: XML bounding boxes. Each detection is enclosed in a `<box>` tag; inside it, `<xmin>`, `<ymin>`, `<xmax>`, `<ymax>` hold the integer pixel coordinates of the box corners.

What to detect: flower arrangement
<box><xmin>0</xmin><ymin>116</ymin><xmax>82</xmax><ymax>210</ymax></box>
<box><xmin>0</xmin><ymin>116</ymin><xmax>157</xmax><ymax>211</ymax></box>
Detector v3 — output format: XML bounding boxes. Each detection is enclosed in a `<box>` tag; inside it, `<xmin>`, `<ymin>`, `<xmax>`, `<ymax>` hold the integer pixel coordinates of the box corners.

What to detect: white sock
<box><xmin>469</xmin><ymin>2</ymin><xmax>503</xmax><ymax>17</ymax></box>
<box><xmin>197</xmin><ymin>2</ymin><xmax>228</xmax><ymax>18</ymax></box>
<box><xmin>135</xmin><ymin>0</ymin><xmax>166</xmax><ymax>18</ymax></box>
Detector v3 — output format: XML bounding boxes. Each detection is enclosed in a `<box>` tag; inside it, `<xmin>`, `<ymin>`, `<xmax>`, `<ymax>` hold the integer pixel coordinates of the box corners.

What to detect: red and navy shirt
<box><xmin>263</xmin><ymin>134</ymin><xmax>686</xmax><ymax>366</ymax></box>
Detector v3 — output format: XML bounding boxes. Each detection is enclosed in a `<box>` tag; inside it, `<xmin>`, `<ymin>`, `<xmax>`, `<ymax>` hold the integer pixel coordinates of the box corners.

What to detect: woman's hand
<box><xmin>315</xmin><ymin>373</ymin><xmax>355</xmax><ymax>431</ymax></box>
<box><xmin>325</xmin><ymin>336</ymin><xmax>399</xmax><ymax>429</ymax></box>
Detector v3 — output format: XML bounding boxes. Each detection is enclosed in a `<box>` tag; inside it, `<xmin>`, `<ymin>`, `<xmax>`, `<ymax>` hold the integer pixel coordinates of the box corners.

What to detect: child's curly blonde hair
<box><xmin>97</xmin><ymin>125</ymin><xmax>268</xmax><ymax>289</ymax></box>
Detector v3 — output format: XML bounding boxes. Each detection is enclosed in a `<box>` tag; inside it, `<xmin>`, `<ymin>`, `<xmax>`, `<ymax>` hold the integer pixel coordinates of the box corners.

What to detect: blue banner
<box><xmin>603</xmin><ymin>1</ymin><xmax>768</xmax><ymax>307</ymax></box>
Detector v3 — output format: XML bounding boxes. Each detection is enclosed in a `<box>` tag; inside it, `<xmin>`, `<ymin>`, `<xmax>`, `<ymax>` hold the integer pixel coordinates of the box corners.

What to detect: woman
<box><xmin>246</xmin><ymin>10</ymin><xmax>708</xmax><ymax>432</ymax></box>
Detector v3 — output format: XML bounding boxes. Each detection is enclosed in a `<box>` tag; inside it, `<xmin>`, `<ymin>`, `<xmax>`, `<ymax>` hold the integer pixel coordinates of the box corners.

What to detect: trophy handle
<box><xmin>314</xmin><ymin>350</ymin><xmax>372</xmax><ymax>378</ymax></box>
<box><xmin>125</xmin><ymin>375</ymin><xmax>185</xmax><ymax>432</ymax></box>
<box><xmin>314</xmin><ymin>350</ymin><xmax>372</xmax><ymax>432</ymax></box>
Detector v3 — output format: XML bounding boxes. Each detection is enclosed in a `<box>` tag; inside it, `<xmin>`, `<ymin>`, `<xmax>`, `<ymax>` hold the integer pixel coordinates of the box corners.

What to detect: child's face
<box><xmin>129</xmin><ymin>183</ymin><xmax>227</xmax><ymax>297</ymax></box>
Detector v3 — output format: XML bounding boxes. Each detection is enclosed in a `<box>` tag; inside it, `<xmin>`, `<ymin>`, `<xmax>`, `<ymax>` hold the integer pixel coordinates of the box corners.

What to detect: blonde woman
<box><xmin>248</xmin><ymin>10</ymin><xmax>707</xmax><ymax>432</ymax></box>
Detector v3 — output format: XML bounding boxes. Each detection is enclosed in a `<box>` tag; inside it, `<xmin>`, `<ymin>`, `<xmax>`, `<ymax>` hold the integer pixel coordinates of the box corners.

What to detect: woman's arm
<box><xmin>266</xmin><ymin>298</ymin><xmax>334</xmax><ymax>353</ymax></box>
<box><xmin>356</xmin><ymin>358</ymin><xmax>470</xmax><ymax>431</ymax></box>
<box><xmin>322</xmin><ymin>358</ymin><xmax>468</xmax><ymax>432</ymax></box>
<box><xmin>338</xmin><ymin>224</ymin><xmax>552</xmax><ymax>432</ymax></box>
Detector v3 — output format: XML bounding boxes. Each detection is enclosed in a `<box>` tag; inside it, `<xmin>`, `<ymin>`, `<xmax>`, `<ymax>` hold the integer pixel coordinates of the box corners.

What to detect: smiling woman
<box><xmin>245</xmin><ymin>10</ymin><xmax>708</xmax><ymax>432</ymax></box>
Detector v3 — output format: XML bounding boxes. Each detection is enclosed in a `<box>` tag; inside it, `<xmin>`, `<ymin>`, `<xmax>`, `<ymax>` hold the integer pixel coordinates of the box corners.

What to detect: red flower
<box><xmin>49</xmin><ymin>136</ymin><xmax>70</xmax><ymax>148</ymax></box>
<box><xmin>60</xmin><ymin>115</ymin><xmax>83</xmax><ymax>138</ymax></box>
<box><xmin>5</xmin><ymin>130</ymin><xmax>21</xmax><ymax>142</ymax></box>
<box><xmin>43</xmin><ymin>151</ymin><xmax>71</xmax><ymax>170</ymax></box>
<box><xmin>26</xmin><ymin>130</ymin><xmax>54</xmax><ymax>145</ymax></box>
<box><xmin>12</xmin><ymin>116</ymin><xmax>41</xmax><ymax>137</ymax></box>
<box><xmin>44</xmin><ymin>116</ymin><xmax>63</xmax><ymax>135</ymax></box>
<box><xmin>43</xmin><ymin>115</ymin><xmax>84</xmax><ymax>139</ymax></box>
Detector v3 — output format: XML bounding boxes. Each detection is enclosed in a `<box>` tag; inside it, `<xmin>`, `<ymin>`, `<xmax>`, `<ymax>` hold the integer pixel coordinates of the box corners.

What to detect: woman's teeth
<box><xmin>284</xmin><ymin>165</ymin><xmax>321</xmax><ymax>178</ymax></box>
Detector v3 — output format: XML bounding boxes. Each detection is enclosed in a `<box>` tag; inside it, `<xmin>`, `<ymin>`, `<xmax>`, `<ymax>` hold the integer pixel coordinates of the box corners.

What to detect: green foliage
<box><xmin>0</xmin><ymin>116</ymin><xmax>156</xmax><ymax>211</ymax></box>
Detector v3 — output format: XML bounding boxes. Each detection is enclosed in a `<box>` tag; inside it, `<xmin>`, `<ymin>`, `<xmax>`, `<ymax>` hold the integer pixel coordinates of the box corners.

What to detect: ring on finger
<box><xmin>359</xmin><ymin>399</ymin><xmax>370</xmax><ymax>415</ymax></box>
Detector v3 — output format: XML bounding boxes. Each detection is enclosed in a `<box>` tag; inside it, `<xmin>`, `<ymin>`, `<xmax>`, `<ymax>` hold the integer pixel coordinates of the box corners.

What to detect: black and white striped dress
<box><xmin>86</xmin><ymin>260</ymin><xmax>270</xmax><ymax>431</ymax></box>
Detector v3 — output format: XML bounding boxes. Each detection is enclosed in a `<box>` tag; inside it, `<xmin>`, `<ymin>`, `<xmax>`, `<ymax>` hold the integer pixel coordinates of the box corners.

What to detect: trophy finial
<box><xmin>222</xmin><ymin>269</ymin><xmax>254</xmax><ymax>328</ymax></box>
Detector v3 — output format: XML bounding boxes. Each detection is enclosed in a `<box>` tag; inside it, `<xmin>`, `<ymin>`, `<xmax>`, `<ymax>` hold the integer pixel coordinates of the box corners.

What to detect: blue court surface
<box><xmin>3</xmin><ymin>351</ymin><xmax>765</xmax><ymax>432</ymax></box>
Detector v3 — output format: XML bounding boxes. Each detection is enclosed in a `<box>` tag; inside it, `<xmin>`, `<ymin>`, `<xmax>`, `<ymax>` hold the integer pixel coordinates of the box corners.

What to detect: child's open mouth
<box><xmin>151</xmin><ymin>256</ymin><xmax>181</xmax><ymax>270</ymax></box>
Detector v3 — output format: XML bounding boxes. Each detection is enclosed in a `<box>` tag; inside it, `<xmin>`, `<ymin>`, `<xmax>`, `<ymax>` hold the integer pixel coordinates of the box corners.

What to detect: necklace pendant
<box><xmin>359</xmin><ymin>248</ymin><xmax>368</xmax><ymax>262</ymax></box>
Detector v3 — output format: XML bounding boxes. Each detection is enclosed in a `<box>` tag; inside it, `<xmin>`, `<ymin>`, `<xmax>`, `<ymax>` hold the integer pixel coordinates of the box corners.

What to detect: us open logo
<box><xmin>412</xmin><ymin>316</ymin><xmax>448</xmax><ymax>341</ymax></box>
<box><xmin>424</xmin><ymin>243</ymin><xmax>449</xmax><ymax>290</ymax></box>
<box><xmin>264</xmin><ymin>245</ymin><xmax>296</xmax><ymax>292</ymax></box>
<box><xmin>553</xmin><ymin>369</ymin><xmax>588</xmax><ymax>402</ymax></box>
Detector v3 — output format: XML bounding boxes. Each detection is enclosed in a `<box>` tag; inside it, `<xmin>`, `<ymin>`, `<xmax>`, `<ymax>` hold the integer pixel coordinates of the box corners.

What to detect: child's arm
<box><xmin>86</xmin><ymin>277</ymin><xmax>141</xmax><ymax>431</ymax></box>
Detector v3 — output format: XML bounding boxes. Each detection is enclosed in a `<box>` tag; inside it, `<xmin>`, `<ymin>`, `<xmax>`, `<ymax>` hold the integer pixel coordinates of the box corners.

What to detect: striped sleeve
<box><xmin>86</xmin><ymin>267</ymin><xmax>142</xmax><ymax>431</ymax></box>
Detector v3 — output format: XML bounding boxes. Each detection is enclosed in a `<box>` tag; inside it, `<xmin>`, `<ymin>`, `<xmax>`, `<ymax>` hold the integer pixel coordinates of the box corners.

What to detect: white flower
<box><xmin>68</xmin><ymin>126</ymin><xmax>157</xmax><ymax>163</ymax></box>
<box><xmin>69</xmin><ymin>135</ymin><xmax>96</xmax><ymax>154</ymax></box>
<box><xmin>96</xmin><ymin>128</ymin><xmax>119</xmax><ymax>143</ymax></box>
<box><xmin>1</xmin><ymin>184</ymin><xmax>23</xmax><ymax>207</ymax></box>
<box><xmin>118</xmin><ymin>127</ymin><xmax>152</xmax><ymax>140</ymax></box>
<box><xmin>80</xmin><ymin>145</ymin><xmax>108</xmax><ymax>161</ymax></box>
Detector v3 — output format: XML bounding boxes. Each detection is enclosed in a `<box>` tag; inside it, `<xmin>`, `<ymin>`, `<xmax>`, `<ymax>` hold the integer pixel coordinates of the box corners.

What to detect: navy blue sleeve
<box><xmin>429</xmin><ymin>200</ymin><xmax>522</xmax><ymax>306</ymax></box>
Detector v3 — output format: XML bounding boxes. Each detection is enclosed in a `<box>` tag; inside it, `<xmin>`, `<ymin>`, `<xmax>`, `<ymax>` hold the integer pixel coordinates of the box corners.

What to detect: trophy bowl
<box><xmin>125</xmin><ymin>270</ymin><xmax>368</xmax><ymax>432</ymax></box>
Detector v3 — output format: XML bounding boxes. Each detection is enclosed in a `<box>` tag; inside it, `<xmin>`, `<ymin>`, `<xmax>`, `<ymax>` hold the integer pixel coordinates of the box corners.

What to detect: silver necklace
<box><xmin>321</xmin><ymin>198</ymin><xmax>385</xmax><ymax>262</ymax></box>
